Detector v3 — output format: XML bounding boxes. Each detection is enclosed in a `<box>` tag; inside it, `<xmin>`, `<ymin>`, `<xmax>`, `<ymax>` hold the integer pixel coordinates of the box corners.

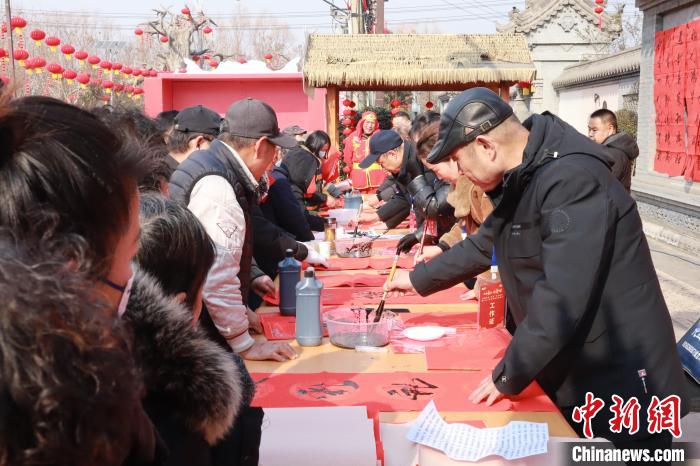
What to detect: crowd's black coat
<box><xmin>376</xmin><ymin>140</ymin><xmax>455</xmax><ymax>235</ymax></box>
<box><xmin>125</xmin><ymin>271</ymin><xmax>250</xmax><ymax>466</ymax></box>
<box><xmin>410</xmin><ymin>113</ymin><xmax>688</xmax><ymax>441</ymax></box>
<box><xmin>603</xmin><ymin>130</ymin><xmax>639</xmax><ymax>192</ymax></box>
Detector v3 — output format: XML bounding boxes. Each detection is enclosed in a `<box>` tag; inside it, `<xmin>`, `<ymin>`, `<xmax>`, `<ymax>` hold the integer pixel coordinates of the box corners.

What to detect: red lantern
<box><xmin>88</xmin><ymin>55</ymin><xmax>100</xmax><ymax>69</ymax></box>
<box><xmin>237</xmin><ymin>57</ymin><xmax>247</xmax><ymax>64</ymax></box>
<box><xmin>100</xmin><ymin>60</ymin><xmax>112</xmax><ymax>74</ymax></box>
<box><xmin>60</xmin><ymin>44</ymin><xmax>75</xmax><ymax>60</ymax></box>
<box><xmin>343</xmin><ymin>109</ymin><xmax>352</xmax><ymax>116</ymax></box>
<box><xmin>349</xmin><ymin>101</ymin><xmax>356</xmax><ymax>108</ymax></box>
<box><xmin>133</xmin><ymin>87</ymin><xmax>144</xmax><ymax>100</ymax></box>
<box><xmin>160</xmin><ymin>36</ymin><xmax>169</xmax><ymax>45</ymax></box>
<box><xmin>122</xmin><ymin>66</ymin><xmax>133</xmax><ymax>76</ymax></box>
<box><xmin>342</xmin><ymin>128</ymin><xmax>353</xmax><ymax>136</ymax></box>
<box><xmin>342</xmin><ymin>99</ymin><xmax>352</xmax><ymax>107</ymax></box>
<box><xmin>426</xmin><ymin>101</ymin><xmax>434</xmax><ymax>109</ymax></box>
<box><xmin>45</xmin><ymin>37</ymin><xmax>61</xmax><ymax>53</ymax></box>
<box><xmin>74</xmin><ymin>50</ymin><xmax>88</xmax><ymax>64</ymax></box>
<box><xmin>132</xmin><ymin>69</ymin><xmax>142</xmax><ymax>77</ymax></box>
<box><xmin>10</xmin><ymin>17</ymin><xmax>27</xmax><ymax>33</ymax></box>
<box><xmin>203</xmin><ymin>26</ymin><xmax>212</xmax><ymax>35</ymax></box>
<box><xmin>191</xmin><ymin>55</ymin><xmax>200</xmax><ymax>62</ymax></box>
<box><xmin>518</xmin><ymin>81</ymin><xmax>532</xmax><ymax>96</ymax></box>
<box><xmin>149</xmin><ymin>69</ymin><xmax>158</xmax><ymax>77</ymax></box>
<box><xmin>1</xmin><ymin>76</ymin><xmax>9</xmax><ymax>85</ymax></box>
<box><xmin>112</xmin><ymin>63</ymin><xmax>123</xmax><ymax>75</ymax></box>
<box><xmin>34</xmin><ymin>57</ymin><xmax>46</xmax><ymax>73</ymax></box>
<box><xmin>77</xmin><ymin>73</ymin><xmax>90</xmax><ymax>89</ymax></box>
<box><xmin>62</xmin><ymin>69</ymin><xmax>77</xmax><ymax>84</ymax></box>
<box><xmin>102</xmin><ymin>80</ymin><xmax>114</xmax><ymax>94</ymax></box>
<box><xmin>125</xmin><ymin>85</ymin><xmax>134</xmax><ymax>94</ymax></box>
<box><xmin>595</xmin><ymin>0</ymin><xmax>604</xmax><ymax>3</ymax></box>
<box><xmin>342</xmin><ymin>118</ymin><xmax>353</xmax><ymax>126</ymax></box>
<box><xmin>24</xmin><ymin>57</ymin><xmax>36</xmax><ymax>74</ymax></box>
<box><xmin>46</xmin><ymin>63</ymin><xmax>64</xmax><ymax>79</ymax></box>
<box><xmin>30</xmin><ymin>29</ymin><xmax>46</xmax><ymax>46</ymax></box>
<box><xmin>115</xmin><ymin>83</ymin><xmax>124</xmax><ymax>93</ymax></box>
<box><xmin>264</xmin><ymin>53</ymin><xmax>273</xmax><ymax>62</ymax></box>
<box><xmin>203</xmin><ymin>54</ymin><xmax>211</xmax><ymax>60</ymax></box>
<box><xmin>390</xmin><ymin>108</ymin><xmax>401</xmax><ymax>116</ymax></box>
<box><xmin>181</xmin><ymin>7</ymin><xmax>191</xmax><ymax>15</ymax></box>
<box><xmin>390</xmin><ymin>99</ymin><xmax>401</xmax><ymax>108</ymax></box>
<box><xmin>13</xmin><ymin>49</ymin><xmax>29</xmax><ymax>66</ymax></box>
<box><xmin>134</xmin><ymin>28</ymin><xmax>143</xmax><ymax>37</ymax></box>
<box><xmin>209</xmin><ymin>59</ymin><xmax>219</xmax><ymax>69</ymax></box>
<box><xmin>595</xmin><ymin>6</ymin><xmax>604</xmax><ymax>13</ymax></box>
<box><xmin>0</xmin><ymin>49</ymin><xmax>7</xmax><ymax>61</ymax></box>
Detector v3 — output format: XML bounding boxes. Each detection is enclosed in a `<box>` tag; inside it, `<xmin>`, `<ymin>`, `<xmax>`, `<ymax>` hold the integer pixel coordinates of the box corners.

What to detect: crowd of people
<box><xmin>0</xmin><ymin>82</ymin><xmax>687</xmax><ymax>466</ymax></box>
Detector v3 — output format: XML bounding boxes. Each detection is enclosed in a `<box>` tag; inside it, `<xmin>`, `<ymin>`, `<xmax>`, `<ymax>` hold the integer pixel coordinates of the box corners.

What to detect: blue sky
<box><xmin>12</xmin><ymin>0</ymin><xmax>641</xmax><ymax>42</ymax></box>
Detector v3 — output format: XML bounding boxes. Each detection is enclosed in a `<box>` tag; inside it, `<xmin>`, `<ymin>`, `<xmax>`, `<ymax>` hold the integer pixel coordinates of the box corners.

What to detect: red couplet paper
<box><xmin>424</xmin><ymin>328</ymin><xmax>512</xmax><ymax>371</ymax></box>
<box><xmin>400</xmin><ymin>312</ymin><xmax>477</xmax><ymax>328</ymax></box>
<box><xmin>321</xmin><ymin>256</ymin><xmax>415</xmax><ymax>271</ymax></box>
<box><xmin>321</xmin><ymin>286</ymin><xmax>466</xmax><ymax>306</ymax></box>
<box><xmin>319</xmin><ymin>274</ymin><xmax>388</xmax><ymax>288</ymax></box>
<box><xmin>259</xmin><ymin>312</ymin><xmax>330</xmax><ymax>340</ymax></box>
<box><xmin>251</xmin><ymin>371</ymin><xmax>558</xmax><ymax>415</ymax></box>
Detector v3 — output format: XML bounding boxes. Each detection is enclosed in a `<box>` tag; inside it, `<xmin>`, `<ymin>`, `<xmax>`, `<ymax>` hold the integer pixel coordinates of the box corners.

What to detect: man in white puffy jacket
<box><xmin>170</xmin><ymin>98</ymin><xmax>301</xmax><ymax>361</ymax></box>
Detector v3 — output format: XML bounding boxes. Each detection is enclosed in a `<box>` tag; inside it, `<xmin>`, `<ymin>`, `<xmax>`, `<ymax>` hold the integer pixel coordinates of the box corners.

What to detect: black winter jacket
<box><xmin>378</xmin><ymin>141</ymin><xmax>455</xmax><ymax>235</ymax></box>
<box><xmin>603</xmin><ymin>131</ymin><xmax>639</xmax><ymax>192</ymax></box>
<box><xmin>125</xmin><ymin>271</ymin><xmax>252</xmax><ymax>466</ymax></box>
<box><xmin>410</xmin><ymin>113</ymin><xmax>688</xmax><ymax>441</ymax></box>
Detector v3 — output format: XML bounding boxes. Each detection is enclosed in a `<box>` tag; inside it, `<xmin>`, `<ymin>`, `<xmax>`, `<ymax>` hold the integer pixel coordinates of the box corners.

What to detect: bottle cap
<box><xmin>285</xmin><ymin>248</ymin><xmax>294</xmax><ymax>257</ymax></box>
<box><xmin>304</xmin><ymin>267</ymin><xmax>315</xmax><ymax>278</ymax></box>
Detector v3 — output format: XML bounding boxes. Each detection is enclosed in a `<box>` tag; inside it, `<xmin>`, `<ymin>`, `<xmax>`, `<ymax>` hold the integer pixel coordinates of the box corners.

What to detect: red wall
<box><xmin>144</xmin><ymin>73</ymin><xmax>327</xmax><ymax>133</ymax></box>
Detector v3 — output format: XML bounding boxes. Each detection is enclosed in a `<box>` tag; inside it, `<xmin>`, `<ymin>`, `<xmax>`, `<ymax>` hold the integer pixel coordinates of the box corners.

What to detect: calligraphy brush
<box><xmin>417</xmin><ymin>220</ymin><xmax>429</xmax><ymax>258</ymax></box>
<box><xmin>351</xmin><ymin>196</ymin><xmax>364</xmax><ymax>239</ymax></box>
<box><xmin>373</xmin><ymin>248</ymin><xmax>401</xmax><ymax>323</ymax></box>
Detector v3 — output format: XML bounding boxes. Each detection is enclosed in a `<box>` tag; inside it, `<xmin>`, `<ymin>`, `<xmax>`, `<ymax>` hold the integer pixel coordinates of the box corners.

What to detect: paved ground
<box><xmin>647</xmin><ymin>237</ymin><xmax>700</xmax><ymax>443</ymax></box>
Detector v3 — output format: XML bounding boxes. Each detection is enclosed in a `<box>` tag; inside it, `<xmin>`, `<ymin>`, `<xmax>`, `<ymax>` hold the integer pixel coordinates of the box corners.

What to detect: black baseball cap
<box><xmin>427</xmin><ymin>87</ymin><xmax>513</xmax><ymax>164</ymax></box>
<box><xmin>282</xmin><ymin>124</ymin><xmax>307</xmax><ymax>136</ymax></box>
<box><xmin>174</xmin><ymin>105</ymin><xmax>222</xmax><ymax>136</ymax></box>
<box><xmin>224</xmin><ymin>98</ymin><xmax>297</xmax><ymax>149</ymax></box>
<box><xmin>359</xmin><ymin>130</ymin><xmax>403</xmax><ymax>169</ymax></box>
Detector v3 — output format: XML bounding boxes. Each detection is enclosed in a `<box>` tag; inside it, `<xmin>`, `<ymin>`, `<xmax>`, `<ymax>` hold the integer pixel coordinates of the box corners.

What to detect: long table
<box><xmin>246</xmin><ymin>249</ymin><xmax>577</xmax><ymax>463</ymax></box>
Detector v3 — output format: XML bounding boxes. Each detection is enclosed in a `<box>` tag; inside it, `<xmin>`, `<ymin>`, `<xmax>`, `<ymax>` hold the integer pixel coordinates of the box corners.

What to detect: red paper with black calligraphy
<box><xmin>251</xmin><ymin>371</ymin><xmax>559</xmax><ymax>416</ymax></box>
<box><xmin>686</xmin><ymin>19</ymin><xmax>700</xmax><ymax>181</ymax></box>
<box><xmin>654</xmin><ymin>29</ymin><xmax>672</xmax><ymax>174</ymax></box>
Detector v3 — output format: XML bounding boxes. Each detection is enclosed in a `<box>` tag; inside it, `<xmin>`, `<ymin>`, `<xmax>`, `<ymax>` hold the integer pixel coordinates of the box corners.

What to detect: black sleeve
<box><xmin>267</xmin><ymin>179</ymin><xmax>315</xmax><ymax>242</ymax></box>
<box><xmin>409</xmin><ymin>214</ymin><xmax>494</xmax><ymax>296</ymax></box>
<box><xmin>306</xmin><ymin>191</ymin><xmax>328</xmax><ymax>207</ymax></box>
<box><xmin>493</xmin><ymin>162</ymin><xmax>617</xmax><ymax>396</ymax></box>
<box><xmin>408</xmin><ymin>173</ymin><xmax>455</xmax><ymax>219</ymax></box>
<box><xmin>605</xmin><ymin>146</ymin><xmax>627</xmax><ymax>184</ymax></box>
<box><xmin>251</xmin><ymin>204</ymin><xmax>307</xmax><ymax>262</ymax></box>
<box><xmin>377</xmin><ymin>194</ymin><xmax>411</xmax><ymax>228</ymax></box>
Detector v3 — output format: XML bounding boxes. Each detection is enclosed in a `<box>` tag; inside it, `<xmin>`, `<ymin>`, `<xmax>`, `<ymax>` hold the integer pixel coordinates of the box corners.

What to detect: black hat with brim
<box><xmin>359</xmin><ymin>130</ymin><xmax>403</xmax><ymax>169</ymax></box>
<box><xmin>427</xmin><ymin>87</ymin><xmax>513</xmax><ymax>164</ymax></box>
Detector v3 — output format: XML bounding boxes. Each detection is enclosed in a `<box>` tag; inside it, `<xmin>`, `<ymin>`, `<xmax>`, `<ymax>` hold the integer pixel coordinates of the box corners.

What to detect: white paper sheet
<box><xmin>379</xmin><ymin>423</ymin><xmax>418</xmax><ymax>466</ymax></box>
<box><xmin>260</xmin><ymin>406</ymin><xmax>377</xmax><ymax>466</ymax></box>
<box><xmin>406</xmin><ymin>400</ymin><xmax>549</xmax><ymax>462</ymax></box>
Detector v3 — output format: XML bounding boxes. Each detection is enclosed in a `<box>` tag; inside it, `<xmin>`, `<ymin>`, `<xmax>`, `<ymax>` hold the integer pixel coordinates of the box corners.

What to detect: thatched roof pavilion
<box><xmin>302</xmin><ymin>33</ymin><xmax>535</xmax><ymax>144</ymax></box>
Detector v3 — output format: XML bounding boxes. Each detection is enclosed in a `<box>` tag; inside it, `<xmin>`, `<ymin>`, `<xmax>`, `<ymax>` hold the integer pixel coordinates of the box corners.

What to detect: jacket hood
<box><xmin>494</xmin><ymin>112</ymin><xmax>615</xmax><ymax>206</ymax></box>
<box><xmin>276</xmin><ymin>146</ymin><xmax>319</xmax><ymax>192</ymax></box>
<box><xmin>603</xmin><ymin>131</ymin><xmax>640</xmax><ymax>161</ymax></box>
<box><xmin>124</xmin><ymin>270</ymin><xmax>244</xmax><ymax>445</ymax></box>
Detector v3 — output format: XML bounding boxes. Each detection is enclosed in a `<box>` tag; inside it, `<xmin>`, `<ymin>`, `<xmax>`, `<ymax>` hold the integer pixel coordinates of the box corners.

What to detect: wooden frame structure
<box><xmin>303</xmin><ymin>33</ymin><xmax>536</xmax><ymax>147</ymax></box>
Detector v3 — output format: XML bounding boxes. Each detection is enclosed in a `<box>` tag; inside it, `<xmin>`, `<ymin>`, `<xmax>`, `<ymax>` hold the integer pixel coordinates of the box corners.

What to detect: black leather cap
<box><xmin>427</xmin><ymin>87</ymin><xmax>513</xmax><ymax>164</ymax></box>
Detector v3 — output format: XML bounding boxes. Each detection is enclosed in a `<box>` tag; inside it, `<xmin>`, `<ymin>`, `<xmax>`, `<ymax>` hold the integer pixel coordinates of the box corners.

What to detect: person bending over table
<box><xmin>385</xmin><ymin>88</ymin><xmax>688</xmax><ymax>462</ymax></box>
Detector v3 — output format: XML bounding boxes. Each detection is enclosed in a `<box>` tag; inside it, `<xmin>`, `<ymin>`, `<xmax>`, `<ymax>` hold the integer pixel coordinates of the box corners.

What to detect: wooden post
<box><xmin>499</xmin><ymin>82</ymin><xmax>511</xmax><ymax>103</ymax></box>
<box><xmin>326</xmin><ymin>85</ymin><xmax>340</xmax><ymax>149</ymax></box>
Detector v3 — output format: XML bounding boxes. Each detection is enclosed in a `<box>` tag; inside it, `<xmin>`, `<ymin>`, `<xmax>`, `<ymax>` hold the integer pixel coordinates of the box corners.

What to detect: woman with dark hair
<box><xmin>134</xmin><ymin>193</ymin><xmax>256</xmax><ymax>466</ymax></box>
<box><xmin>0</xmin><ymin>237</ymin><xmax>156</xmax><ymax>466</ymax></box>
<box><xmin>0</xmin><ymin>96</ymin><xmax>245</xmax><ymax>465</ymax></box>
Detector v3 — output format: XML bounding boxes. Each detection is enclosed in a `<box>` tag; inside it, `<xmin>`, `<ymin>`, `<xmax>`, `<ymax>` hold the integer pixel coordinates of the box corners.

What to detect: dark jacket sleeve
<box><xmin>410</xmin><ymin>214</ymin><xmax>493</xmax><ymax>296</ymax></box>
<box><xmin>267</xmin><ymin>179</ymin><xmax>316</xmax><ymax>242</ymax></box>
<box><xmin>377</xmin><ymin>194</ymin><xmax>411</xmax><ymax>228</ymax></box>
<box><xmin>408</xmin><ymin>173</ymin><xmax>454</xmax><ymax>219</ymax></box>
<box><xmin>605</xmin><ymin>146</ymin><xmax>627</xmax><ymax>183</ymax></box>
<box><xmin>250</xmin><ymin>258</ymin><xmax>266</xmax><ymax>282</ymax></box>
<box><xmin>288</xmin><ymin>181</ymin><xmax>325</xmax><ymax>233</ymax></box>
<box><xmin>492</xmin><ymin>162</ymin><xmax>617</xmax><ymax>396</ymax></box>
<box><xmin>251</xmin><ymin>204</ymin><xmax>308</xmax><ymax>262</ymax></box>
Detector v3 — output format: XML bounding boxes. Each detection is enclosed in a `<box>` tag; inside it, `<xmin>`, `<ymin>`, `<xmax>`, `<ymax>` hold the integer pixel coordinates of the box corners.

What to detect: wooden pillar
<box><xmin>326</xmin><ymin>85</ymin><xmax>340</xmax><ymax>148</ymax></box>
<box><xmin>499</xmin><ymin>82</ymin><xmax>511</xmax><ymax>103</ymax></box>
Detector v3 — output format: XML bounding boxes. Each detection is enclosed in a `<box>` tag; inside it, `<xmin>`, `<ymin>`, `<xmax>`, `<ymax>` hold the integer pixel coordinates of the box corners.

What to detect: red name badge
<box><xmin>478</xmin><ymin>281</ymin><xmax>505</xmax><ymax>329</ymax></box>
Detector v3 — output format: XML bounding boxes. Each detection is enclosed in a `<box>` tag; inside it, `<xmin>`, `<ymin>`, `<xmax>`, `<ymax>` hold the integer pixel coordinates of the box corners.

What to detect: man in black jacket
<box><xmin>588</xmin><ymin>109</ymin><xmax>639</xmax><ymax>192</ymax></box>
<box><xmin>386</xmin><ymin>88</ymin><xmax>688</xmax><ymax>455</ymax></box>
<box><xmin>358</xmin><ymin>130</ymin><xmax>456</xmax><ymax>252</ymax></box>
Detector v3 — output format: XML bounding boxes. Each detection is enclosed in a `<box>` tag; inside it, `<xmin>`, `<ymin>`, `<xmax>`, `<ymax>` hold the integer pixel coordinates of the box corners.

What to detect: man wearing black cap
<box><xmin>358</xmin><ymin>130</ymin><xmax>455</xmax><ymax>251</ymax></box>
<box><xmin>167</xmin><ymin>105</ymin><xmax>222</xmax><ymax>166</ymax></box>
<box><xmin>170</xmin><ymin>98</ymin><xmax>299</xmax><ymax>362</ymax></box>
<box><xmin>386</xmin><ymin>88</ymin><xmax>688</xmax><ymax>454</ymax></box>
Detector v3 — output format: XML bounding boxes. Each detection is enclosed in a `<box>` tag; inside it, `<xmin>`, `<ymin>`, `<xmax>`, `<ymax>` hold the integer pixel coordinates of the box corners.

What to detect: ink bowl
<box><xmin>324</xmin><ymin>308</ymin><xmax>401</xmax><ymax>349</ymax></box>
